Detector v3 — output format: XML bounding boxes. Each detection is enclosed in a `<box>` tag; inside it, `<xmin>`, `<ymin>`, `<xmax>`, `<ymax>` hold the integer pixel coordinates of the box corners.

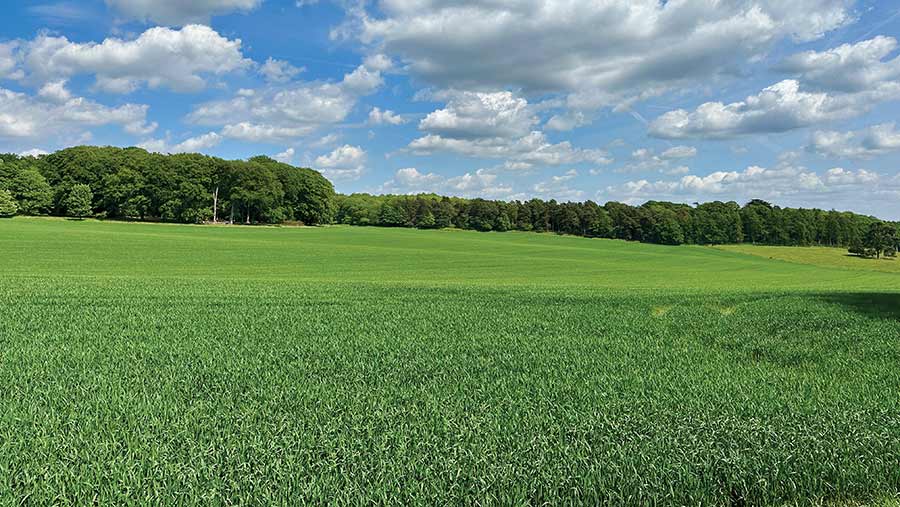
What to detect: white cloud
<box><xmin>368</xmin><ymin>106</ymin><xmax>406</xmax><ymax>125</ymax></box>
<box><xmin>614</xmin><ymin>146</ymin><xmax>694</xmax><ymax>174</ymax></box>
<box><xmin>220</xmin><ymin>123</ymin><xmax>315</xmax><ymax>142</ymax></box>
<box><xmin>23</xmin><ymin>25</ymin><xmax>252</xmax><ymax>93</ymax></box>
<box><xmin>310</xmin><ymin>133</ymin><xmax>340</xmax><ymax>148</ymax></box>
<box><xmin>363</xmin><ymin>53</ymin><xmax>393</xmax><ymax>72</ymax></box>
<box><xmin>653</xmin><ymin>36</ymin><xmax>900</xmax><ymax>140</ymax></box>
<box><xmin>533</xmin><ymin>169</ymin><xmax>584</xmax><ymax>201</ymax></box>
<box><xmin>660</xmin><ymin>145</ymin><xmax>697</xmax><ymax>159</ymax></box>
<box><xmin>419</xmin><ymin>91</ymin><xmax>537</xmax><ymax>139</ymax></box>
<box><xmin>777</xmin><ymin>36</ymin><xmax>900</xmax><ymax>93</ymax></box>
<box><xmin>18</xmin><ymin>148</ymin><xmax>49</xmax><ymax>157</ymax></box>
<box><xmin>360</xmin><ymin>0</ymin><xmax>852</xmax><ymax>113</ymax></box>
<box><xmin>823</xmin><ymin>167</ymin><xmax>880</xmax><ymax>185</ymax></box>
<box><xmin>260</xmin><ymin>57</ymin><xmax>303</xmax><ymax>83</ymax></box>
<box><xmin>105</xmin><ymin>0</ymin><xmax>263</xmax><ymax>25</ymax></box>
<box><xmin>0</xmin><ymin>42</ymin><xmax>22</xmax><ymax>80</ymax></box>
<box><xmin>409</xmin><ymin>91</ymin><xmax>611</xmax><ymax>170</ymax></box>
<box><xmin>189</xmin><ymin>63</ymin><xmax>384</xmax><ymax>143</ymax></box>
<box><xmin>379</xmin><ymin>167</ymin><xmax>515</xmax><ymax>199</ymax></box>
<box><xmin>340</xmin><ymin>65</ymin><xmax>384</xmax><ymax>94</ymax></box>
<box><xmin>409</xmin><ymin>131</ymin><xmax>612</xmax><ymax>169</ymax></box>
<box><xmin>649</xmin><ymin>79</ymin><xmax>900</xmax><ymax>139</ymax></box>
<box><xmin>0</xmin><ymin>86</ymin><xmax>154</xmax><ymax>141</ymax></box>
<box><xmin>314</xmin><ymin>144</ymin><xmax>367</xmax><ymax>181</ymax></box>
<box><xmin>139</xmin><ymin>132</ymin><xmax>222</xmax><ymax>154</ymax></box>
<box><xmin>545</xmin><ymin>111</ymin><xmax>588</xmax><ymax>132</ymax></box>
<box><xmin>600</xmin><ymin>161</ymin><xmax>900</xmax><ymax>213</ymax></box>
<box><xmin>809</xmin><ymin>123</ymin><xmax>900</xmax><ymax>159</ymax></box>
<box><xmin>274</xmin><ymin>147</ymin><xmax>295</xmax><ymax>164</ymax></box>
<box><xmin>37</xmin><ymin>80</ymin><xmax>72</xmax><ymax>103</ymax></box>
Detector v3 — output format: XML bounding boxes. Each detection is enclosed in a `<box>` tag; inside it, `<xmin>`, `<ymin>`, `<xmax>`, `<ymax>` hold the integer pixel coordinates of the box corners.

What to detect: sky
<box><xmin>1</xmin><ymin>0</ymin><xmax>900</xmax><ymax>218</ymax></box>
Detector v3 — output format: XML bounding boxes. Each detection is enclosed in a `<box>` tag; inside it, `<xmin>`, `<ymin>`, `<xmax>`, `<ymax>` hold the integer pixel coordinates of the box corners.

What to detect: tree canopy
<box><xmin>1</xmin><ymin>146</ymin><xmax>334</xmax><ymax>225</ymax></box>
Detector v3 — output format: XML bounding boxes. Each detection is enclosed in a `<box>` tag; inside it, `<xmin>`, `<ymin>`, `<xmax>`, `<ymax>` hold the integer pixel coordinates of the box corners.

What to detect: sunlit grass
<box><xmin>717</xmin><ymin>244</ymin><xmax>900</xmax><ymax>273</ymax></box>
<box><xmin>2</xmin><ymin>217</ymin><xmax>900</xmax><ymax>504</ymax></box>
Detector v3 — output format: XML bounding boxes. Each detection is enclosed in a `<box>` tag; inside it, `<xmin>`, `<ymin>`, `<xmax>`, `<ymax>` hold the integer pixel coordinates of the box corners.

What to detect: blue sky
<box><xmin>2</xmin><ymin>0</ymin><xmax>900</xmax><ymax>218</ymax></box>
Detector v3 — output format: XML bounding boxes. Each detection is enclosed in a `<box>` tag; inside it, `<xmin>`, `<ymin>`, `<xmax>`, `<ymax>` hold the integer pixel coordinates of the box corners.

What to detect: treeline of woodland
<box><xmin>336</xmin><ymin>193</ymin><xmax>896</xmax><ymax>248</ymax></box>
<box><xmin>0</xmin><ymin>146</ymin><xmax>897</xmax><ymax>249</ymax></box>
<box><xmin>0</xmin><ymin>146</ymin><xmax>335</xmax><ymax>225</ymax></box>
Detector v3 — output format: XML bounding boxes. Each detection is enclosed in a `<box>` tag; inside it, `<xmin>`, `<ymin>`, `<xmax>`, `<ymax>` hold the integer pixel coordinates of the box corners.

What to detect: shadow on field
<box><xmin>819</xmin><ymin>293</ymin><xmax>900</xmax><ymax>321</ymax></box>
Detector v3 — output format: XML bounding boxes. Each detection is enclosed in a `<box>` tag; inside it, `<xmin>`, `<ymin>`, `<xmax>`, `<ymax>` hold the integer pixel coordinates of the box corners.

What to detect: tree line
<box><xmin>335</xmin><ymin>194</ymin><xmax>898</xmax><ymax>251</ymax></box>
<box><xmin>0</xmin><ymin>146</ymin><xmax>334</xmax><ymax>225</ymax></box>
<box><xmin>1</xmin><ymin>146</ymin><xmax>897</xmax><ymax>253</ymax></box>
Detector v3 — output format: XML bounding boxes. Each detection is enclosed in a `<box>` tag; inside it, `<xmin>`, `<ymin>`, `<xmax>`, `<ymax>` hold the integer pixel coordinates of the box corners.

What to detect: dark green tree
<box><xmin>863</xmin><ymin>221</ymin><xmax>898</xmax><ymax>259</ymax></box>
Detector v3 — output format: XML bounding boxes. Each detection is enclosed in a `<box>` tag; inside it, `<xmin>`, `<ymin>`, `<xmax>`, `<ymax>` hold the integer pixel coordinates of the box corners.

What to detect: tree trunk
<box><xmin>212</xmin><ymin>186</ymin><xmax>218</xmax><ymax>223</ymax></box>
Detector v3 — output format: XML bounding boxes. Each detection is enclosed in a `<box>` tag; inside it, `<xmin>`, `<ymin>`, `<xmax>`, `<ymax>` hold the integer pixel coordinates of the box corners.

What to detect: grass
<box><xmin>2</xmin><ymin>216</ymin><xmax>900</xmax><ymax>505</ymax></box>
<box><xmin>716</xmin><ymin>244</ymin><xmax>900</xmax><ymax>274</ymax></box>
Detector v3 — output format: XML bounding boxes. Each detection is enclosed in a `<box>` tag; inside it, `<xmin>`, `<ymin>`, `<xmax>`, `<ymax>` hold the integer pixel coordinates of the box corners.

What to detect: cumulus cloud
<box><xmin>419</xmin><ymin>91</ymin><xmax>537</xmax><ymax>139</ymax></box>
<box><xmin>532</xmin><ymin>169</ymin><xmax>584</xmax><ymax>201</ymax></box>
<box><xmin>545</xmin><ymin>111</ymin><xmax>588</xmax><ymax>132</ymax></box>
<box><xmin>809</xmin><ymin>123</ymin><xmax>900</xmax><ymax>158</ymax></box>
<box><xmin>0</xmin><ymin>42</ymin><xmax>22</xmax><ymax>80</ymax></box>
<box><xmin>139</xmin><ymin>132</ymin><xmax>222</xmax><ymax>154</ymax></box>
<box><xmin>106</xmin><ymin>0</ymin><xmax>263</xmax><ymax>25</ymax></box>
<box><xmin>409</xmin><ymin>131</ymin><xmax>612</xmax><ymax>169</ymax></box>
<box><xmin>359</xmin><ymin>0</ymin><xmax>852</xmax><ymax>114</ymax></box>
<box><xmin>18</xmin><ymin>148</ymin><xmax>49</xmax><ymax>157</ymax></box>
<box><xmin>823</xmin><ymin>167</ymin><xmax>880</xmax><ymax>185</ymax></box>
<box><xmin>220</xmin><ymin>123</ymin><xmax>315</xmax><ymax>142</ymax></box>
<box><xmin>652</xmin><ymin>36</ymin><xmax>900</xmax><ymax>140</ymax></box>
<box><xmin>23</xmin><ymin>25</ymin><xmax>252</xmax><ymax>93</ymax></box>
<box><xmin>0</xmin><ymin>86</ymin><xmax>154</xmax><ymax>142</ymax></box>
<box><xmin>409</xmin><ymin>91</ymin><xmax>611</xmax><ymax>170</ymax></box>
<box><xmin>37</xmin><ymin>80</ymin><xmax>72</xmax><ymax>103</ymax></box>
<box><xmin>613</xmin><ymin>146</ymin><xmax>694</xmax><ymax>174</ymax></box>
<box><xmin>776</xmin><ymin>36</ymin><xmax>900</xmax><ymax>93</ymax></box>
<box><xmin>189</xmin><ymin>63</ymin><xmax>384</xmax><ymax>143</ymax></box>
<box><xmin>260</xmin><ymin>58</ymin><xmax>303</xmax><ymax>83</ymax></box>
<box><xmin>602</xmin><ymin>160</ymin><xmax>900</xmax><ymax>214</ymax></box>
<box><xmin>368</xmin><ymin>107</ymin><xmax>406</xmax><ymax>125</ymax></box>
<box><xmin>273</xmin><ymin>147</ymin><xmax>295</xmax><ymax>164</ymax></box>
<box><xmin>649</xmin><ymin>80</ymin><xmax>900</xmax><ymax>139</ymax></box>
<box><xmin>314</xmin><ymin>144</ymin><xmax>367</xmax><ymax>181</ymax></box>
<box><xmin>363</xmin><ymin>53</ymin><xmax>393</xmax><ymax>72</ymax></box>
<box><xmin>379</xmin><ymin>167</ymin><xmax>514</xmax><ymax>199</ymax></box>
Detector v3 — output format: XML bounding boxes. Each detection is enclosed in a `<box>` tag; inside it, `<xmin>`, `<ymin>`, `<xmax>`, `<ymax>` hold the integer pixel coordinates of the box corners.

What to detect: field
<box><xmin>2</xmin><ymin>217</ymin><xmax>900</xmax><ymax>505</ymax></box>
<box><xmin>716</xmin><ymin>244</ymin><xmax>900</xmax><ymax>274</ymax></box>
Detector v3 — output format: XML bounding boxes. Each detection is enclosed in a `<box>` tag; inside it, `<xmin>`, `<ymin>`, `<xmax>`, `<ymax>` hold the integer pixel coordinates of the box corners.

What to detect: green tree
<box><xmin>378</xmin><ymin>199</ymin><xmax>406</xmax><ymax>226</ymax></box>
<box><xmin>9</xmin><ymin>168</ymin><xmax>53</xmax><ymax>215</ymax></box>
<box><xmin>417</xmin><ymin>210</ymin><xmax>436</xmax><ymax>229</ymax></box>
<box><xmin>65</xmin><ymin>184</ymin><xmax>93</xmax><ymax>218</ymax></box>
<box><xmin>0</xmin><ymin>189</ymin><xmax>17</xmax><ymax>217</ymax></box>
<box><xmin>864</xmin><ymin>221</ymin><xmax>898</xmax><ymax>259</ymax></box>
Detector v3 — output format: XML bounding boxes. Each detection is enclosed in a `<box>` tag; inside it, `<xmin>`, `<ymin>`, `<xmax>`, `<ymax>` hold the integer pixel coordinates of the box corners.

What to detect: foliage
<box><xmin>863</xmin><ymin>222</ymin><xmax>899</xmax><ymax>259</ymax></box>
<box><xmin>0</xmin><ymin>158</ymin><xmax>53</xmax><ymax>215</ymax></box>
<box><xmin>12</xmin><ymin>146</ymin><xmax>333</xmax><ymax>225</ymax></box>
<box><xmin>0</xmin><ymin>189</ymin><xmax>17</xmax><ymax>217</ymax></box>
<box><xmin>335</xmin><ymin>193</ymin><xmax>890</xmax><ymax>248</ymax></box>
<box><xmin>64</xmin><ymin>184</ymin><xmax>94</xmax><ymax>218</ymax></box>
<box><xmin>2</xmin><ymin>218</ymin><xmax>900</xmax><ymax>504</ymax></box>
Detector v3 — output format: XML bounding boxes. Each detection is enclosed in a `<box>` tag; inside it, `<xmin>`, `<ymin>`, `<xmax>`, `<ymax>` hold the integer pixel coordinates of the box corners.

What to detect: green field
<box><xmin>716</xmin><ymin>244</ymin><xmax>900</xmax><ymax>274</ymax></box>
<box><xmin>2</xmin><ymin>217</ymin><xmax>900</xmax><ymax>505</ymax></box>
